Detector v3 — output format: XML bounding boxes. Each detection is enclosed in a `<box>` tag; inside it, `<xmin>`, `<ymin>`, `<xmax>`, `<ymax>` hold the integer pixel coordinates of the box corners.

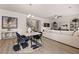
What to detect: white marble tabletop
<box><xmin>23</xmin><ymin>32</ymin><xmax>41</xmax><ymax>36</ymax></box>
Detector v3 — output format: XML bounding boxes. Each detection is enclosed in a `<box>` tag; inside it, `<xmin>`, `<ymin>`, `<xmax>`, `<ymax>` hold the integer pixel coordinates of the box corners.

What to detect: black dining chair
<box><xmin>15</xmin><ymin>32</ymin><xmax>29</xmax><ymax>49</ymax></box>
<box><xmin>20</xmin><ymin>35</ymin><xmax>29</xmax><ymax>49</ymax></box>
<box><xmin>31</xmin><ymin>32</ymin><xmax>43</xmax><ymax>49</ymax></box>
<box><xmin>39</xmin><ymin>32</ymin><xmax>43</xmax><ymax>42</ymax></box>
<box><xmin>33</xmin><ymin>35</ymin><xmax>41</xmax><ymax>45</ymax></box>
<box><xmin>13</xmin><ymin>44</ymin><xmax>21</xmax><ymax>51</ymax></box>
<box><xmin>16</xmin><ymin>32</ymin><xmax>26</xmax><ymax>44</ymax></box>
<box><xmin>21</xmin><ymin>35</ymin><xmax>29</xmax><ymax>42</ymax></box>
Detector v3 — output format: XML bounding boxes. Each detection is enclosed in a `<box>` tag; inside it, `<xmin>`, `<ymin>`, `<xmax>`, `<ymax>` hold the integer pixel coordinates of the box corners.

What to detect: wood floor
<box><xmin>0</xmin><ymin>37</ymin><xmax>79</xmax><ymax>54</ymax></box>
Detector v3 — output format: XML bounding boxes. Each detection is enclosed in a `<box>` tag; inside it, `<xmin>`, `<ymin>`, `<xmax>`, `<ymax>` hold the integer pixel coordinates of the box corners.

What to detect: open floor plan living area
<box><xmin>0</xmin><ymin>4</ymin><xmax>79</xmax><ymax>54</ymax></box>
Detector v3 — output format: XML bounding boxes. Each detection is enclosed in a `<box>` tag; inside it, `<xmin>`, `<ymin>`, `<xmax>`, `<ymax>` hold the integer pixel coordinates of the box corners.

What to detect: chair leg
<box><xmin>40</xmin><ymin>37</ymin><xmax>42</xmax><ymax>42</ymax></box>
<box><xmin>29</xmin><ymin>37</ymin><xmax>32</xmax><ymax>47</ymax></box>
<box><xmin>35</xmin><ymin>39</ymin><xmax>38</xmax><ymax>46</ymax></box>
<box><xmin>36</xmin><ymin>39</ymin><xmax>42</xmax><ymax>46</ymax></box>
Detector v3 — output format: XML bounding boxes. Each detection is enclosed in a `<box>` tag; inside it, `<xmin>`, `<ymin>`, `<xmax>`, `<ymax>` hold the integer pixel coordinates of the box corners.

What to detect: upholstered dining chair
<box><xmin>13</xmin><ymin>32</ymin><xmax>29</xmax><ymax>51</ymax></box>
<box><xmin>31</xmin><ymin>32</ymin><xmax>43</xmax><ymax>49</ymax></box>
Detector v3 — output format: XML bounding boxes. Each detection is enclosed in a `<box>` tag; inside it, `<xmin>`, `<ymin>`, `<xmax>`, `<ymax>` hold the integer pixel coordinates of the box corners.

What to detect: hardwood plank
<box><xmin>0</xmin><ymin>37</ymin><xmax>79</xmax><ymax>54</ymax></box>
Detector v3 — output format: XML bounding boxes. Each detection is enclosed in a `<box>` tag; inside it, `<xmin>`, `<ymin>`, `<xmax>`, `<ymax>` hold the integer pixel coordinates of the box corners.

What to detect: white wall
<box><xmin>39</xmin><ymin>20</ymin><xmax>51</xmax><ymax>32</ymax></box>
<box><xmin>35</xmin><ymin>17</ymin><xmax>51</xmax><ymax>32</ymax></box>
<box><xmin>50</xmin><ymin>15</ymin><xmax>79</xmax><ymax>30</ymax></box>
<box><xmin>27</xmin><ymin>16</ymin><xmax>51</xmax><ymax>32</ymax></box>
<box><xmin>61</xmin><ymin>15</ymin><xmax>79</xmax><ymax>30</ymax></box>
<box><xmin>0</xmin><ymin>9</ymin><xmax>27</xmax><ymax>39</ymax></box>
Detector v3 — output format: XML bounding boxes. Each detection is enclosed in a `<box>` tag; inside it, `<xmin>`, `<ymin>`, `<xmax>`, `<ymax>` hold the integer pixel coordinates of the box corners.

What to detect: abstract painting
<box><xmin>2</xmin><ymin>16</ymin><xmax>18</xmax><ymax>29</ymax></box>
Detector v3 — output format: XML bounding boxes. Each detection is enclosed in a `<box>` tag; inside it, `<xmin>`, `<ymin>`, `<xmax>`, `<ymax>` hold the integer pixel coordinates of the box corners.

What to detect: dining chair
<box><xmin>39</xmin><ymin>32</ymin><xmax>43</xmax><ymax>42</ymax></box>
<box><xmin>13</xmin><ymin>43</ymin><xmax>21</xmax><ymax>51</ymax></box>
<box><xmin>32</xmin><ymin>32</ymin><xmax>43</xmax><ymax>49</ymax></box>
<box><xmin>16</xmin><ymin>32</ymin><xmax>29</xmax><ymax>49</ymax></box>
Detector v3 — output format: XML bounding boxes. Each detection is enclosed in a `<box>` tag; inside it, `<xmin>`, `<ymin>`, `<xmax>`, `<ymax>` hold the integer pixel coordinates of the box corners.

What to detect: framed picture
<box><xmin>2</xmin><ymin>16</ymin><xmax>18</xmax><ymax>29</ymax></box>
<box><xmin>44</xmin><ymin>23</ymin><xmax>50</xmax><ymax>27</ymax></box>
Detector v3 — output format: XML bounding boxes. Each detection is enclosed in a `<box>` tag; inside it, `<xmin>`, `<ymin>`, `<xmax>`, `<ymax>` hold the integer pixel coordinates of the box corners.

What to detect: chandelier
<box><xmin>27</xmin><ymin>4</ymin><xmax>34</xmax><ymax>18</ymax></box>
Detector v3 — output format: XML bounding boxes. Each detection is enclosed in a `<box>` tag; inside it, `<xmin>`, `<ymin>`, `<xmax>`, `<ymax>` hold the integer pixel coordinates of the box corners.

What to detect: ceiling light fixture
<box><xmin>27</xmin><ymin>4</ymin><xmax>34</xmax><ymax>18</ymax></box>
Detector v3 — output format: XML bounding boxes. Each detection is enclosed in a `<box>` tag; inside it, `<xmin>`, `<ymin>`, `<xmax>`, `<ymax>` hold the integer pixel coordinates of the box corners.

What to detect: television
<box><xmin>44</xmin><ymin>23</ymin><xmax>50</xmax><ymax>27</ymax></box>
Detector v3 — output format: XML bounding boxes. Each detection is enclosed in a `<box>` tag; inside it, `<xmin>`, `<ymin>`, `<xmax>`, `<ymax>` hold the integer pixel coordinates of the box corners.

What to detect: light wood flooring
<box><xmin>0</xmin><ymin>37</ymin><xmax>79</xmax><ymax>54</ymax></box>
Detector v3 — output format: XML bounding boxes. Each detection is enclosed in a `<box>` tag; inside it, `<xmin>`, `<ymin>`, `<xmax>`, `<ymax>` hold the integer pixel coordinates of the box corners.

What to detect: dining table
<box><xmin>22</xmin><ymin>32</ymin><xmax>42</xmax><ymax>47</ymax></box>
<box><xmin>24</xmin><ymin>32</ymin><xmax>41</xmax><ymax>36</ymax></box>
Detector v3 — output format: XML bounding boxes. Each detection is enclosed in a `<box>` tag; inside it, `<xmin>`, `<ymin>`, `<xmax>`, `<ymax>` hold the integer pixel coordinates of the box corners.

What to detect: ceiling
<box><xmin>0</xmin><ymin>4</ymin><xmax>79</xmax><ymax>18</ymax></box>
